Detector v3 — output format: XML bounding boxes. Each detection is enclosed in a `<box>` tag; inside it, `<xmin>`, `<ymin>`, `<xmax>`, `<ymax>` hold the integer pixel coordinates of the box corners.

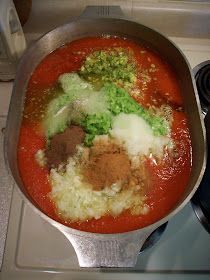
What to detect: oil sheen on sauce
<box><xmin>17</xmin><ymin>37</ymin><xmax>192</xmax><ymax>233</ymax></box>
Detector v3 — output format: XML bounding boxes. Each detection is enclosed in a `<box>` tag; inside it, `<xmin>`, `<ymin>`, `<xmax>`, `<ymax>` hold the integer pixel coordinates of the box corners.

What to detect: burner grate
<box><xmin>140</xmin><ymin>222</ymin><xmax>168</xmax><ymax>253</ymax></box>
<box><xmin>194</xmin><ymin>60</ymin><xmax>210</xmax><ymax>113</ymax></box>
<box><xmin>192</xmin><ymin>61</ymin><xmax>210</xmax><ymax>234</ymax></box>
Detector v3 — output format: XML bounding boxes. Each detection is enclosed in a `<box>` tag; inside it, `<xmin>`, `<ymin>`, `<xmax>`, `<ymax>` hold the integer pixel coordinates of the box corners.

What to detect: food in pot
<box><xmin>18</xmin><ymin>36</ymin><xmax>192</xmax><ymax>233</ymax></box>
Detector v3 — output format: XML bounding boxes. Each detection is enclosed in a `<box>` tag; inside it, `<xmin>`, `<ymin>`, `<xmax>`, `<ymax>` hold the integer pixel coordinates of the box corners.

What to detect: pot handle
<box><xmin>61</xmin><ymin>229</ymin><xmax>153</xmax><ymax>267</ymax></box>
<box><xmin>79</xmin><ymin>6</ymin><xmax>125</xmax><ymax>19</ymax></box>
<box><xmin>62</xmin><ymin>5</ymin><xmax>149</xmax><ymax>268</ymax></box>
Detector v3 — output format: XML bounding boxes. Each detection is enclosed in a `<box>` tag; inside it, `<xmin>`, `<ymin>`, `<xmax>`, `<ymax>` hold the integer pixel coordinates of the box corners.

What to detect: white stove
<box><xmin>0</xmin><ymin>1</ymin><xmax>210</xmax><ymax>279</ymax></box>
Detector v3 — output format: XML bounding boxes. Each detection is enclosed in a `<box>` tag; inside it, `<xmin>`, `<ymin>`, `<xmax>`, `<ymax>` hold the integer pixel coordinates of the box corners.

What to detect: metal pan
<box><xmin>4</xmin><ymin>6</ymin><xmax>206</xmax><ymax>267</ymax></box>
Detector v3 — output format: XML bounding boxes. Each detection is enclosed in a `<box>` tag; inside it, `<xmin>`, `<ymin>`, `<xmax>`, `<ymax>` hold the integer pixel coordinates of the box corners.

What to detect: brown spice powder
<box><xmin>82</xmin><ymin>150</ymin><xmax>131</xmax><ymax>191</ymax></box>
<box><xmin>46</xmin><ymin>125</ymin><xmax>85</xmax><ymax>169</ymax></box>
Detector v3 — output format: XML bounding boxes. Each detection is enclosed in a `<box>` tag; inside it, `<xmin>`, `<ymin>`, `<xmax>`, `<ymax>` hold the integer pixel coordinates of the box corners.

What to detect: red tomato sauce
<box><xmin>17</xmin><ymin>37</ymin><xmax>192</xmax><ymax>233</ymax></box>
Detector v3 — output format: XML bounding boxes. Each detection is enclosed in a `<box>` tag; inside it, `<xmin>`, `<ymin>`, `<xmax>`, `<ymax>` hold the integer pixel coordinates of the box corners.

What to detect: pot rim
<box><xmin>4</xmin><ymin>17</ymin><xmax>207</xmax><ymax>238</ymax></box>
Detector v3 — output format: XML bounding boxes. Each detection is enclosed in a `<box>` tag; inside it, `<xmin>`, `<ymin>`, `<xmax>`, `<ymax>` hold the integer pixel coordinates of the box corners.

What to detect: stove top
<box><xmin>2</xmin><ymin>188</ymin><xmax>210</xmax><ymax>278</ymax></box>
<box><xmin>1</xmin><ymin>2</ymin><xmax>210</xmax><ymax>280</ymax></box>
<box><xmin>191</xmin><ymin>61</ymin><xmax>210</xmax><ymax>234</ymax></box>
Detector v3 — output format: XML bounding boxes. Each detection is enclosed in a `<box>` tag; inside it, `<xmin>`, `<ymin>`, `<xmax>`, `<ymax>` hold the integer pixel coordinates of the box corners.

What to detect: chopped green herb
<box><xmin>82</xmin><ymin>113</ymin><xmax>112</xmax><ymax>135</ymax></box>
<box><xmin>80</xmin><ymin>48</ymin><xmax>137</xmax><ymax>89</ymax></box>
<box><xmin>102</xmin><ymin>83</ymin><xmax>169</xmax><ymax>136</ymax></box>
<box><xmin>81</xmin><ymin>113</ymin><xmax>112</xmax><ymax>146</ymax></box>
<box><xmin>43</xmin><ymin>73</ymin><xmax>169</xmax><ymax>146</ymax></box>
<box><xmin>84</xmin><ymin>134</ymin><xmax>96</xmax><ymax>147</ymax></box>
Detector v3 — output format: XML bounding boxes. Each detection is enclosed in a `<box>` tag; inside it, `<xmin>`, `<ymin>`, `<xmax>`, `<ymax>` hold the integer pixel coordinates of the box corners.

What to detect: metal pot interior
<box><xmin>5</xmin><ymin>18</ymin><xmax>206</xmax><ymax>235</ymax></box>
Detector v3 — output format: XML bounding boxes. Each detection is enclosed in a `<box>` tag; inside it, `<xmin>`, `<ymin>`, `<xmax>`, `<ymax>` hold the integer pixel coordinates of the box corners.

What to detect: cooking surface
<box><xmin>1</xmin><ymin>1</ymin><xmax>210</xmax><ymax>279</ymax></box>
<box><xmin>6</xmin><ymin>191</ymin><xmax>210</xmax><ymax>271</ymax></box>
<box><xmin>191</xmin><ymin>61</ymin><xmax>210</xmax><ymax>234</ymax></box>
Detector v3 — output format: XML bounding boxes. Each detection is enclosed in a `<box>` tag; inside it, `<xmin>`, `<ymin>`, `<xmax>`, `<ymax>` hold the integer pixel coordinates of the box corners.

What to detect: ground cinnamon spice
<box><xmin>82</xmin><ymin>150</ymin><xmax>131</xmax><ymax>190</ymax></box>
<box><xmin>45</xmin><ymin>125</ymin><xmax>85</xmax><ymax>169</ymax></box>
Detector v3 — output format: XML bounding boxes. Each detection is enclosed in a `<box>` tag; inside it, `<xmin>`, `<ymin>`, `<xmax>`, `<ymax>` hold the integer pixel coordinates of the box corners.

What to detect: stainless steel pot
<box><xmin>4</xmin><ymin>6</ymin><xmax>206</xmax><ymax>268</ymax></box>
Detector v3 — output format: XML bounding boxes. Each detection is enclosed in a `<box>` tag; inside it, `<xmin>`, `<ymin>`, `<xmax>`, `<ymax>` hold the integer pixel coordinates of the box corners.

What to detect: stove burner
<box><xmin>194</xmin><ymin>60</ymin><xmax>210</xmax><ymax>113</ymax></box>
<box><xmin>191</xmin><ymin>61</ymin><xmax>210</xmax><ymax>234</ymax></box>
<box><xmin>140</xmin><ymin>222</ymin><xmax>168</xmax><ymax>253</ymax></box>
